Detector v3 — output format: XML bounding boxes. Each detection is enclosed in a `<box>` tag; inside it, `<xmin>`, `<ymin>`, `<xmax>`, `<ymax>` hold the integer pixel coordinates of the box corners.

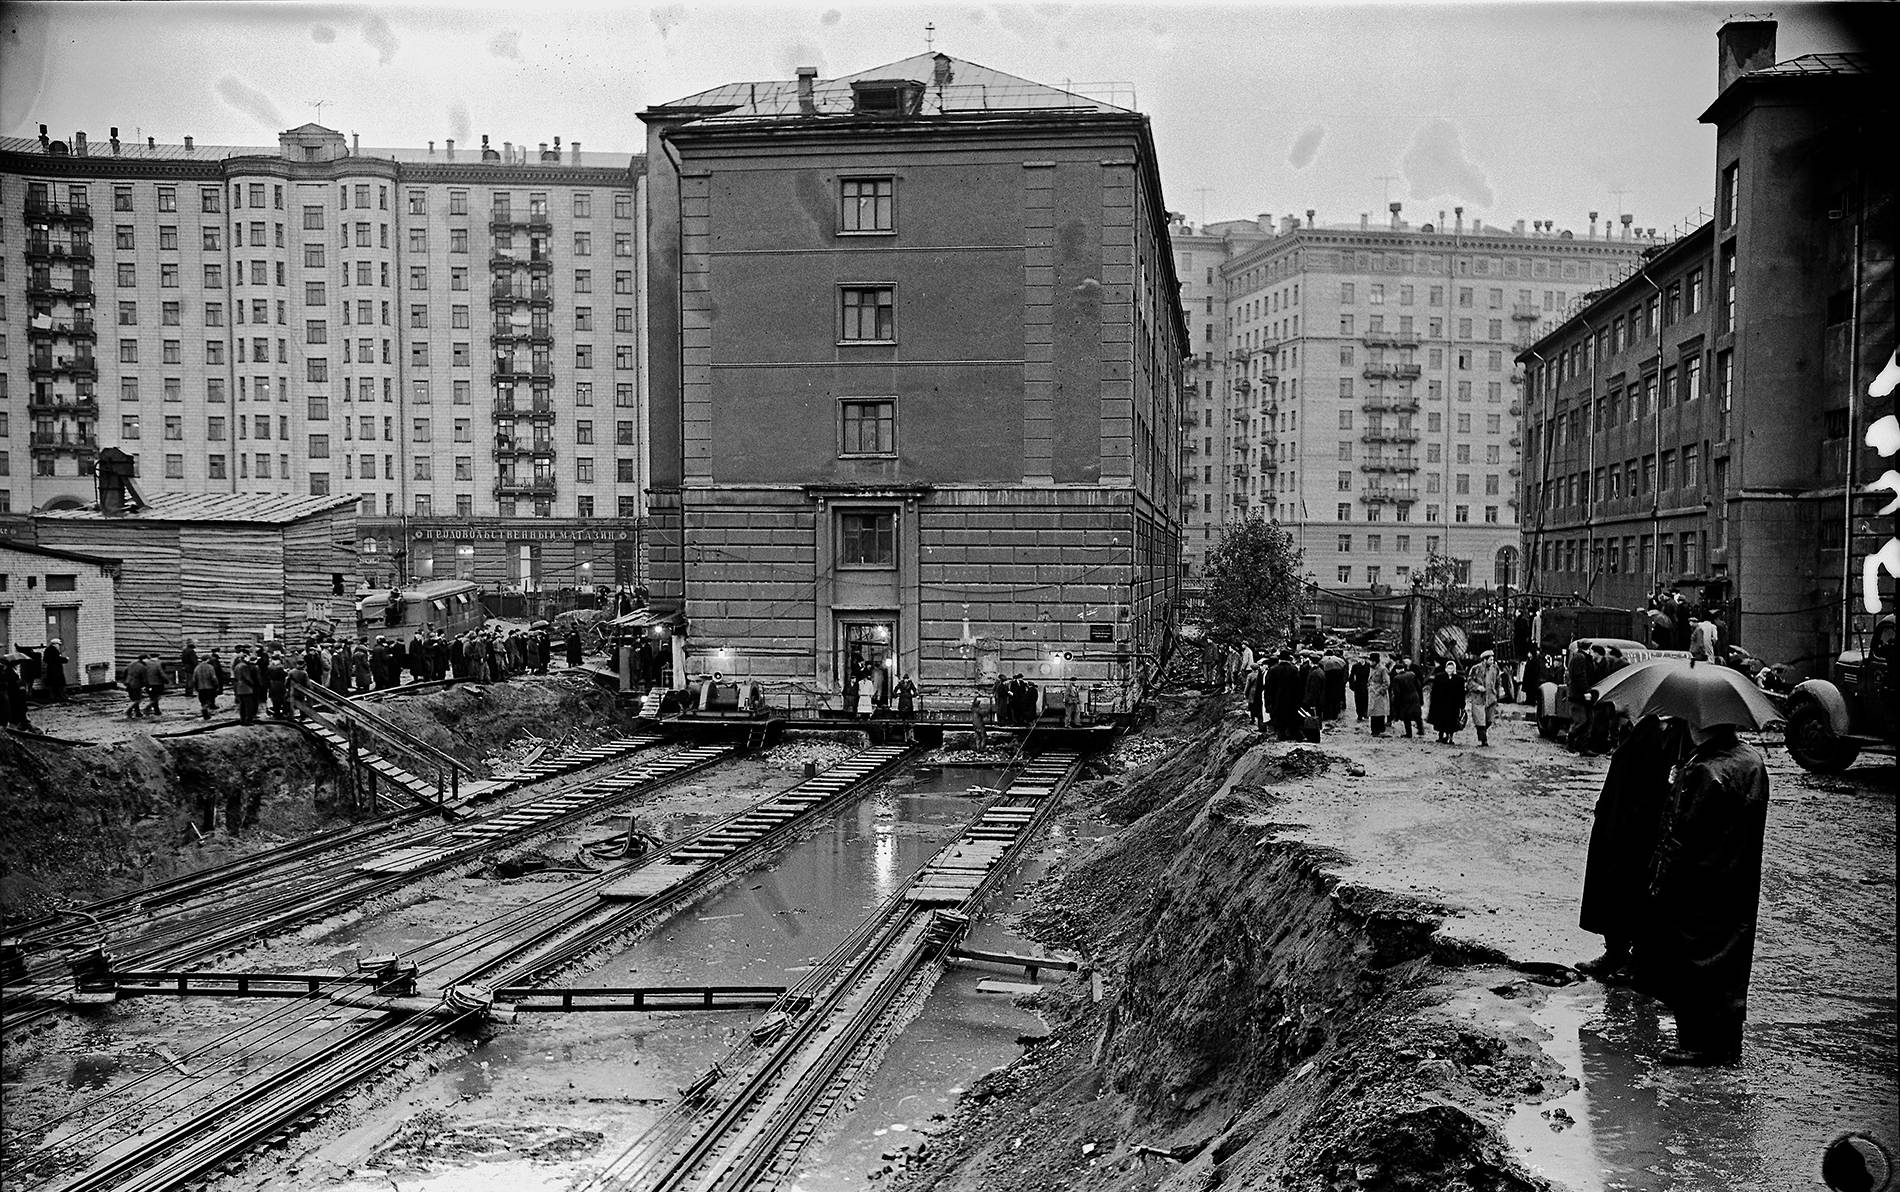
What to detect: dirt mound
<box><xmin>903</xmin><ymin>692</ymin><xmax>1562</xmax><ymax>1192</ymax></box>
<box><xmin>368</xmin><ymin>676</ymin><xmax>635</xmax><ymax>772</ymax></box>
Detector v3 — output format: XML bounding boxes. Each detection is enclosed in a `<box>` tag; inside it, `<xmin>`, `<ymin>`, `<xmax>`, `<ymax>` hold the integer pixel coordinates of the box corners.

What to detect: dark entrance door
<box><xmin>838</xmin><ymin>619</ymin><xmax>894</xmax><ymax>703</ymax></box>
<box><xmin>47</xmin><ymin>606</ymin><xmax>81</xmax><ymax>685</ymax></box>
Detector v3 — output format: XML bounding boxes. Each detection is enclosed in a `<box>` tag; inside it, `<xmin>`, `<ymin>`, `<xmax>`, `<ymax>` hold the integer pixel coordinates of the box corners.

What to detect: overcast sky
<box><xmin>1</xmin><ymin>2</ymin><xmax>1882</xmax><ymax>239</ymax></box>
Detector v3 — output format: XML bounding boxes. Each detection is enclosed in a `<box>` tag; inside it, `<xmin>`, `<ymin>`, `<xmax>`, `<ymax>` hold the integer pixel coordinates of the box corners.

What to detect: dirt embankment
<box><xmin>367</xmin><ymin>675</ymin><xmax>637</xmax><ymax>773</ymax></box>
<box><xmin>904</xmin><ymin>698</ymin><xmax>1567</xmax><ymax>1192</ymax></box>
<box><xmin>0</xmin><ymin>677</ymin><xmax>639</xmax><ymax>922</ymax></box>
<box><xmin>0</xmin><ymin>728</ymin><xmax>343</xmax><ymax>921</ymax></box>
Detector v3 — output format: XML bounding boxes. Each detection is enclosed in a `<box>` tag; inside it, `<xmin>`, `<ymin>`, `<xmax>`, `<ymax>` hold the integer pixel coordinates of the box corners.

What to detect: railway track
<box><xmin>19</xmin><ymin>744</ymin><xmax>920</xmax><ymax>1192</ymax></box>
<box><xmin>1</xmin><ymin>734</ymin><xmax>677</xmax><ymax>1030</ymax></box>
<box><xmin>599</xmin><ymin>749</ymin><xmax>1087</xmax><ymax>1192</ymax></box>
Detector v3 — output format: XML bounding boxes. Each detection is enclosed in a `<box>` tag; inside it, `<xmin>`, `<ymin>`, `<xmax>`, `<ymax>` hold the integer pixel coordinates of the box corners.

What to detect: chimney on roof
<box><xmin>1513</xmin><ymin>219</ymin><xmax>1524</xmax><ymax>235</ymax></box>
<box><xmin>38</xmin><ymin>123</ymin><xmax>50</xmax><ymax>149</ymax></box>
<box><xmin>482</xmin><ymin>135</ymin><xmax>499</xmax><ymax>162</ymax></box>
<box><xmin>1280</xmin><ymin>215</ymin><xmax>1295</xmax><ymax>234</ymax></box>
<box><xmin>351</xmin><ymin>132</ymin><xmax>359</xmax><ymax>155</ymax></box>
<box><xmin>428</xmin><ymin>140</ymin><xmax>435</xmax><ymax>155</ymax></box>
<box><xmin>504</xmin><ymin>140</ymin><xmax>513</xmax><ymax>161</ymax></box>
<box><xmin>1389</xmin><ymin>201</ymin><xmax>1402</xmax><ymax>230</ymax></box>
<box><xmin>1454</xmin><ymin>206</ymin><xmax>1464</xmax><ymax>233</ymax></box>
<box><xmin>1305</xmin><ymin>208</ymin><xmax>1315</xmax><ymax>228</ymax></box>
<box><xmin>1589</xmin><ymin>211</ymin><xmax>1599</xmax><ymax>239</ymax></box>
<box><xmin>571</xmin><ymin>141</ymin><xmax>580</xmax><ymax>163</ymax></box>
<box><xmin>184</xmin><ymin>135</ymin><xmax>194</xmax><ymax>152</ymax></box>
<box><xmin>1257</xmin><ymin>212</ymin><xmax>1272</xmax><ymax>233</ymax></box>
<box><xmin>538</xmin><ymin>142</ymin><xmax>548</xmax><ymax>161</ymax></box>
<box><xmin>1717</xmin><ymin>17</ymin><xmax>1777</xmax><ymax>94</ymax></box>
<box><xmin>74</xmin><ymin>130</ymin><xmax>87</xmax><ymax>155</ymax></box>
<box><xmin>1620</xmin><ymin>213</ymin><xmax>1633</xmax><ymax>240</ymax></box>
<box><xmin>110</xmin><ymin>127</ymin><xmax>121</xmax><ymax>155</ymax></box>
<box><xmin>796</xmin><ymin>66</ymin><xmax>819</xmax><ymax>114</ymax></box>
<box><xmin>446</xmin><ymin>138</ymin><xmax>455</xmax><ymax>159</ymax></box>
<box><xmin>1360</xmin><ymin>213</ymin><xmax>1369</xmax><ymax>231</ymax></box>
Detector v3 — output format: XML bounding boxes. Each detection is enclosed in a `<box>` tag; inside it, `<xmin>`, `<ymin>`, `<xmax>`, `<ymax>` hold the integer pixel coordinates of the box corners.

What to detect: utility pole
<box><xmin>1376</xmin><ymin>175</ymin><xmax>1402</xmax><ymax>205</ymax></box>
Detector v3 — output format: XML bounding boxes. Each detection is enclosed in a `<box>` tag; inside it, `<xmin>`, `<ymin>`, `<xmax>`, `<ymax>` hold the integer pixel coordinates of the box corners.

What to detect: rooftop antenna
<box><xmin>925</xmin><ymin>21</ymin><xmax>935</xmax><ymax>50</ymax></box>
<box><xmin>310</xmin><ymin>99</ymin><xmax>330</xmax><ymax>124</ymax></box>
<box><xmin>1193</xmin><ymin>186</ymin><xmax>1213</xmax><ymax>224</ymax></box>
<box><xmin>1609</xmin><ymin>186</ymin><xmax>1629</xmax><ymax>217</ymax></box>
<box><xmin>1376</xmin><ymin>174</ymin><xmax>1402</xmax><ymax>205</ymax></box>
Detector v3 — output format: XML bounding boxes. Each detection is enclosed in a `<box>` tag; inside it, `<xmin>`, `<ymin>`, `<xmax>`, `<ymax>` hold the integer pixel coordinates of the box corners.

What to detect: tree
<box><xmin>1201</xmin><ymin>519</ymin><xmax>1306</xmax><ymax>649</ymax></box>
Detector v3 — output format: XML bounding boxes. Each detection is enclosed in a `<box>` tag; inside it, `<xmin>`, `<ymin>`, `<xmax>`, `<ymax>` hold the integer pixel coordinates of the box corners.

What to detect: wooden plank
<box><xmin>599</xmin><ymin>868</ymin><xmax>691</xmax><ymax>902</ymax></box>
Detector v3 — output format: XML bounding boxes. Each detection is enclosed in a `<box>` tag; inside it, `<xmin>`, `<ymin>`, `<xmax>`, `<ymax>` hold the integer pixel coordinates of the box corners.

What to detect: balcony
<box><xmin>27</xmin><ymin>394</ymin><xmax>100</xmax><ymax>416</ymax></box>
<box><xmin>488</xmin><ymin>210</ymin><xmax>553</xmax><ymax>233</ymax></box>
<box><xmin>26</xmin><ymin>279</ymin><xmax>94</xmax><ymax>302</ymax></box>
<box><xmin>1361</xmin><ymin>396</ymin><xmax>1421</xmax><ymax>414</ymax></box>
<box><xmin>1233</xmin><ymin>377</ymin><xmax>1252</xmax><ymax>393</ymax></box>
<box><xmin>26</xmin><ymin>317</ymin><xmax>97</xmax><ymax>341</ymax></box>
<box><xmin>491</xmin><ymin>325</ymin><xmax>555</xmax><ymax>346</ymax></box>
<box><xmin>489</xmin><ymin>284</ymin><xmax>554</xmax><ymax>307</ymax></box>
<box><xmin>1508</xmin><ymin>403</ymin><xmax>1523</xmax><ymax>416</ymax></box>
<box><xmin>29</xmin><ymin>430</ymin><xmax>100</xmax><ymax>455</ymax></box>
<box><xmin>1361</xmin><ymin>487</ymin><xmax>1418</xmax><ymax>505</ymax></box>
<box><xmin>1361</xmin><ymin>332</ymin><xmax>1420</xmax><ymax>350</ymax></box>
<box><xmin>24</xmin><ymin>198</ymin><xmax>93</xmax><ymax>226</ymax></box>
<box><xmin>494</xmin><ymin>439</ymin><xmax>557</xmax><ymax>460</ymax></box>
<box><xmin>1511</xmin><ymin>304</ymin><xmax>1542</xmax><ymax>322</ymax></box>
<box><xmin>1362</xmin><ymin>363</ymin><xmax>1423</xmax><ymax>381</ymax></box>
<box><xmin>1230</xmin><ymin>494</ymin><xmax>1249</xmax><ymax>508</ymax></box>
<box><xmin>28</xmin><ymin>356</ymin><xmax>99</xmax><ymax>380</ymax></box>
<box><xmin>1231</xmin><ymin>464</ymin><xmax>1249</xmax><ymax>479</ymax></box>
<box><xmin>493</xmin><ymin>401</ymin><xmax>557</xmax><ymax>422</ymax></box>
<box><xmin>1508</xmin><ymin>435</ymin><xmax>1522</xmax><ymax>447</ymax></box>
<box><xmin>491</xmin><ymin>363</ymin><xmax>554</xmax><ymax>385</ymax></box>
<box><xmin>1360</xmin><ymin>428</ymin><xmax>1419</xmax><ymax>444</ymax></box>
<box><xmin>25</xmin><ymin>239</ymin><xmax>95</xmax><ymax>265</ymax></box>
<box><xmin>494</xmin><ymin>477</ymin><xmax>558</xmax><ymax>498</ymax></box>
<box><xmin>1232</xmin><ymin>407</ymin><xmax>1251</xmax><ymax>422</ymax></box>
<box><xmin>488</xmin><ymin>252</ymin><xmax>555</xmax><ymax>273</ymax></box>
<box><xmin>1361</xmin><ymin>459</ymin><xmax>1420</xmax><ymax>473</ymax></box>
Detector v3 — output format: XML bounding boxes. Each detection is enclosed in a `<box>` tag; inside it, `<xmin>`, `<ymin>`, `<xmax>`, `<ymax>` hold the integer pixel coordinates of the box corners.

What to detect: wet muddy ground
<box><xmin>1245</xmin><ymin>708</ymin><xmax>1897</xmax><ymax>1190</ymax></box>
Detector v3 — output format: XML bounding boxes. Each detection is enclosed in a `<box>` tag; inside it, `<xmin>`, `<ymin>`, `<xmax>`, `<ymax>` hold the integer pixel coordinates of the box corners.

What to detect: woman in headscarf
<box><xmin>1428</xmin><ymin>658</ymin><xmax>1465</xmax><ymax>744</ymax></box>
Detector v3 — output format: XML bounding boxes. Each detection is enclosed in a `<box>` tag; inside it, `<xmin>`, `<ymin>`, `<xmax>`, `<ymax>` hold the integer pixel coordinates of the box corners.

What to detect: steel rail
<box><xmin>33</xmin><ymin>745</ymin><xmax>920</xmax><ymax>1192</ymax></box>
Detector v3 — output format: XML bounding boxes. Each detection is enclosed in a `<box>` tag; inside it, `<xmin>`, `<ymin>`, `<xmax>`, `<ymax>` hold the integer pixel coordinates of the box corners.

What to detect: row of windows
<box><xmin>1537</xmin><ymin>531</ymin><xmax>1704</xmax><ymax>578</ymax></box>
<box><xmin>1535</xmin><ymin>445</ymin><xmax>1707</xmax><ymax>509</ymax></box>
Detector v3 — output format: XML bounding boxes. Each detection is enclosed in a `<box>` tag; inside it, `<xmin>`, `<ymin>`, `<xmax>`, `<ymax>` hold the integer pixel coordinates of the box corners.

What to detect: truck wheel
<box><xmin>1785</xmin><ymin>702</ymin><xmax>1859</xmax><ymax>773</ymax></box>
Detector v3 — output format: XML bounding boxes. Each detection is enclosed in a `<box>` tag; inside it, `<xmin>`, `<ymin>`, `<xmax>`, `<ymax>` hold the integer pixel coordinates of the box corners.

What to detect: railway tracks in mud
<box><xmin>1</xmin><ymin>732</ymin><xmax>676</xmax><ymax>1031</ymax></box>
<box><xmin>594</xmin><ymin>749</ymin><xmax>1087</xmax><ymax>1192</ymax></box>
<box><xmin>11</xmin><ymin>743</ymin><xmax>922</xmax><ymax>1192</ymax></box>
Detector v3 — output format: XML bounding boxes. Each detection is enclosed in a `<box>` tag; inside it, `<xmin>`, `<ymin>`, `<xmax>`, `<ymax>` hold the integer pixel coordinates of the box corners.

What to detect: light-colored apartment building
<box><xmin>2</xmin><ymin>123</ymin><xmax>648</xmax><ymax>588</ymax></box>
<box><xmin>1187</xmin><ymin>206</ymin><xmax>1648</xmax><ymax>593</ymax></box>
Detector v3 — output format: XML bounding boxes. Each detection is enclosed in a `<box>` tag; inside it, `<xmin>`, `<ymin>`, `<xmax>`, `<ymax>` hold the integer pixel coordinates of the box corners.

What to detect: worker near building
<box><xmin>1391</xmin><ymin>657</ymin><xmax>1425</xmax><ymax>738</ymax></box>
<box><xmin>1062</xmin><ymin>677</ymin><xmax>1081</xmax><ymax>727</ymax></box>
<box><xmin>39</xmin><ymin>638</ymin><xmax>69</xmax><ymax>703</ymax></box>
<box><xmin>1267</xmin><ymin>652</ymin><xmax>1303</xmax><ymax>741</ymax></box>
<box><xmin>1634</xmin><ymin>718</ymin><xmax>1770</xmax><ymax>1066</ymax></box>
<box><xmin>1321</xmin><ymin>650</ymin><xmax>1348</xmax><ymax>720</ymax></box>
<box><xmin>141</xmin><ymin>654</ymin><xmax>166</xmax><ymax>718</ymax></box>
<box><xmin>894</xmin><ymin>672</ymin><xmax>918</xmax><ymax>720</ymax></box>
<box><xmin>125</xmin><ymin>654</ymin><xmax>151</xmax><ymax>719</ymax></box>
<box><xmin>265</xmin><ymin>650</ymin><xmax>291</xmax><ymax>718</ymax></box>
<box><xmin>970</xmin><ymin>688</ymin><xmax>989</xmax><ymax>748</ymax></box>
<box><xmin>179</xmin><ymin>639</ymin><xmax>200</xmax><ymax>695</ymax></box>
<box><xmin>190</xmin><ymin>653</ymin><xmax>220</xmax><ymax>720</ymax></box>
<box><xmin>232</xmin><ymin>648</ymin><xmax>263</xmax><ymax>726</ymax></box>
<box><xmin>1428</xmin><ymin>659</ymin><xmax>1465</xmax><ymax>744</ymax></box>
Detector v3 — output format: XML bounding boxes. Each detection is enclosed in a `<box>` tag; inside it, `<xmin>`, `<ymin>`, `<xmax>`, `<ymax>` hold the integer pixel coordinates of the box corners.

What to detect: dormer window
<box><xmin>850</xmin><ymin>80</ymin><xmax>924</xmax><ymax>117</ymax></box>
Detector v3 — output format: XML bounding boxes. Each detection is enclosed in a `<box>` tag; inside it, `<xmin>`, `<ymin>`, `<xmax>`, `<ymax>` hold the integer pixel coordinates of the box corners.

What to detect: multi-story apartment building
<box><xmin>1167</xmin><ymin>215</ymin><xmax>1272</xmax><ymax>576</ymax></box>
<box><xmin>641</xmin><ymin>53</ymin><xmax>1186</xmax><ymax>700</ymax></box>
<box><xmin>1</xmin><ymin>124</ymin><xmax>648</xmax><ymax>588</ymax></box>
<box><xmin>1199</xmin><ymin>209</ymin><xmax>1647</xmax><ymax>593</ymax></box>
<box><xmin>1521</xmin><ymin>18</ymin><xmax>1892</xmax><ymax>676</ymax></box>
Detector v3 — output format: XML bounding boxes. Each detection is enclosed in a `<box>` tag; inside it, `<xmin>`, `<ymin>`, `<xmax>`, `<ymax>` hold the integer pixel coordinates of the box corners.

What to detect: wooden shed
<box><xmin>31</xmin><ymin>493</ymin><xmax>362</xmax><ymax>664</ymax></box>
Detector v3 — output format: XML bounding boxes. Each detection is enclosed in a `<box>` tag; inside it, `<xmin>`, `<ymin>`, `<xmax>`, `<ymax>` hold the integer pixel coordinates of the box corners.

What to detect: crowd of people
<box><xmin>1232</xmin><ymin>643</ymin><xmax>1507</xmax><ymax>747</ymax></box>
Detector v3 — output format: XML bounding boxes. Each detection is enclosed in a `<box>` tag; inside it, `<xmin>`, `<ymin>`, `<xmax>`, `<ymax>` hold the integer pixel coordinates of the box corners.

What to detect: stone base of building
<box><xmin>648</xmin><ymin>485</ymin><xmax>1178</xmax><ymax>701</ymax></box>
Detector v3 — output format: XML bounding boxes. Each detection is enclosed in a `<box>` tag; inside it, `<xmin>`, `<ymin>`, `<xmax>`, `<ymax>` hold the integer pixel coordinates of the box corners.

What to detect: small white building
<box><xmin>1</xmin><ymin>539</ymin><xmax>121</xmax><ymax>688</ymax></box>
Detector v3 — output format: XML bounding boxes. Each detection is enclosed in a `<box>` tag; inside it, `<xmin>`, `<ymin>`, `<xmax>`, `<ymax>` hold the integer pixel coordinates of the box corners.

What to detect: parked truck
<box><xmin>1783</xmin><ymin>614</ymin><xmax>1897</xmax><ymax>773</ymax></box>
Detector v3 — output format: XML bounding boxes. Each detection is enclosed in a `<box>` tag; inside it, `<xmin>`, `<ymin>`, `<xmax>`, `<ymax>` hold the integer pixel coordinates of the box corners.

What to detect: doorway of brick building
<box><xmin>837</xmin><ymin>618</ymin><xmax>895</xmax><ymax>704</ymax></box>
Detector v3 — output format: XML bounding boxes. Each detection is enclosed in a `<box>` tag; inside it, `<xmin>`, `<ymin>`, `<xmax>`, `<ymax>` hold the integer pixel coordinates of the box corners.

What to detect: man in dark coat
<box><xmin>209</xmin><ymin>650</ymin><xmax>229</xmax><ymax>698</ymax></box>
<box><xmin>407</xmin><ymin>633</ymin><xmax>429</xmax><ymax>684</ymax></box>
<box><xmin>233</xmin><ymin>649</ymin><xmax>262</xmax><ymax>725</ymax></box>
<box><xmin>990</xmin><ymin>673</ymin><xmax>1008</xmax><ymax>725</ymax></box>
<box><xmin>431</xmin><ymin>634</ymin><xmax>450</xmax><ymax>681</ymax></box>
<box><xmin>1267</xmin><ymin>653</ymin><xmax>1303</xmax><ymax>741</ymax></box>
<box><xmin>565</xmin><ymin>629</ymin><xmax>584</xmax><ymax>669</ymax></box>
<box><xmin>179</xmin><ymin>640</ymin><xmax>201</xmax><ymax>690</ymax></box>
<box><xmin>1349</xmin><ymin>657</ymin><xmax>1370</xmax><ymax>721</ymax></box>
<box><xmin>533</xmin><ymin>630</ymin><xmax>551</xmax><ymax>675</ymax></box>
<box><xmin>1390</xmin><ymin>659</ymin><xmax>1424</xmax><ymax>738</ymax></box>
<box><xmin>265</xmin><ymin>651</ymin><xmax>290</xmax><ymax>718</ymax></box>
<box><xmin>2</xmin><ymin>655</ymin><xmax>37</xmax><ymax>732</ymax></box>
<box><xmin>1566</xmin><ymin>645</ymin><xmax>1597</xmax><ymax>753</ymax></box>
<box><xmin>1633</xmin><ymin>721</ymin><xmax>1770</xmax><ymax>1065</ymax></box>
<box><xmin>1243</xmin><ymin>661</ymin><xmax>1265</xmax><ymax>729</ymax></box>
<box><xmin>39</xmin><ymin>639</ymin><xmax>69</xmax><ymax>703</ymax></box>
<box><xmin>1578</xmin><ymin>715</ymin><xmax>1686</xmax><ymax>982</ymax></box>
<box><xmin>1321</xmin><ymin>651</ymin><xmax>1348</xmax><ymax>720</ymax></box>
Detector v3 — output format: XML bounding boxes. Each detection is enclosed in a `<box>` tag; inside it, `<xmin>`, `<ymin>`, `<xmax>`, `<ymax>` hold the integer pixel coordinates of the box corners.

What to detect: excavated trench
<box><xmin>897</xmin><ymin>696</ymin><xmax>1568</xmax><ymax>1192</ymax></box>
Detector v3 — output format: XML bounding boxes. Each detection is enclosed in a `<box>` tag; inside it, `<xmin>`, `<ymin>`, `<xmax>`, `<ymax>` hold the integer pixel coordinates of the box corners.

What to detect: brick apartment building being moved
<box><xmin>641</xmin><ymin>54</ymin><xmax>1187</xmax><ymax>703</ymax></box>
<box><xmin>1</xmin><ymin>124</ymin><xmax>648</xmax><ymax>591</ymax></box>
